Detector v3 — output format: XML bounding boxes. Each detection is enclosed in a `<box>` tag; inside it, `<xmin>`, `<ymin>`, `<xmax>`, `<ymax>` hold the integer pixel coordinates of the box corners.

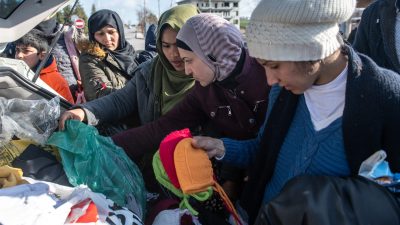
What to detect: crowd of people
<box><xmin>2</xmin><ymin>0</ymin><xmax>400</xmax><ymax>224</ymax></box>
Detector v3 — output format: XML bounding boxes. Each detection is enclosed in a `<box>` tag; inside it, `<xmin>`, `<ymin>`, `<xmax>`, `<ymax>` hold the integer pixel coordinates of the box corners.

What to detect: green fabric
<box><xmin>47</xmin><ymin>120</ymin><xmax>146</xmax><ymax>218</ymax></box>
<box><xmin>152</xmin><ymin>4</ymin><xmax>199</xmax><ymax>114</ymax></box>
<box><xmin>153</xmin><ymin>151</ymin><xmax>183</xmax><ymax>197</ymax></box>
<box><xmin>152</xmin><ymin>151</ymin><xmax>212</xmax><ymax>215</ymax></box>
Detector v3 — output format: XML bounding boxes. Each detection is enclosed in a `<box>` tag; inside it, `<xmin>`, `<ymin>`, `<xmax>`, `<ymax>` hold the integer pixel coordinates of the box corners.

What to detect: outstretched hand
<box><xmin>191</xmin><ymin>136</ymin><xmax>225</xmax><ymax>159</ymax></box>
<box><xmin>58</xmin><ymin>108</ymin><xmax>85</xmax><ymax>131</ymax></box>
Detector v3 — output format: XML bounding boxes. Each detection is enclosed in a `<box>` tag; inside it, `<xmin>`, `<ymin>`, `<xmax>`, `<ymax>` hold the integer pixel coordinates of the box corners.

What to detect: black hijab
<box><xmin>88</xmin><ymin>9</ymin><xmax>138</xmax><ymax>77</ymax></box>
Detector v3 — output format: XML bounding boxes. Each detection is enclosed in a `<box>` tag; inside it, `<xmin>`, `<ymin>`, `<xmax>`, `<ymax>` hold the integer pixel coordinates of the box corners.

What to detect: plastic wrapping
<box><xmin>0</xmin><ymin>97</ymin><xmax>60</xmax><ymax>146</ymax></box>
<box><xmin>46</xmin><ymin>120</ymin><xmax>146</xmax><ymax>219</ymax></box>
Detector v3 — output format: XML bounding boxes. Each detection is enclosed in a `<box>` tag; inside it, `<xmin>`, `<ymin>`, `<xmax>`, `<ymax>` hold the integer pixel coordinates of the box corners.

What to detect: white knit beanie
<box><xmin>177</xmin><ymin>13</ymin><xmax>244</xmax><ymax>81</ymax></box>
<box><xmin>246</xmin><ymin>0</ymin><xmax>356</xmax><ymax>61</ymax></box>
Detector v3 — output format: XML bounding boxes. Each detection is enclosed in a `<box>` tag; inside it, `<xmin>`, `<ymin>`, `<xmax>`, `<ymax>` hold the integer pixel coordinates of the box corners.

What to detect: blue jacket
<box><xmin>353</xmin><ymin>0</ymin><xmax>400</xmax><ymax>74</ymax></box>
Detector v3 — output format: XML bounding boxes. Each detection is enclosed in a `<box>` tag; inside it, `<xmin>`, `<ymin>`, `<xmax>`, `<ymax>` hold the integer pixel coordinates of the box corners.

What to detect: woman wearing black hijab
<box><xmin>79</xmin><ymin>9</ymin><xmax>139</xmax><ymax>101</ymax></box>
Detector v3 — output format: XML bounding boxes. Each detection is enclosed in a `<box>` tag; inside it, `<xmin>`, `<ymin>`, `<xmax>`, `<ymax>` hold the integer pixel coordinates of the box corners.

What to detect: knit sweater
<box><xmin>262</xmin><ymin>94</ymin><xmax>350</xmax><ymax>203</ymax></box>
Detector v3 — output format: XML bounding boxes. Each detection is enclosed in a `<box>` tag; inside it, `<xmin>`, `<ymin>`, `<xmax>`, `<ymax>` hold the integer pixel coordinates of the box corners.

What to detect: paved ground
<box><xmin>125</xmin><ymin>28</ymin><xmax>145</xmax><ymax>50</ymax></box>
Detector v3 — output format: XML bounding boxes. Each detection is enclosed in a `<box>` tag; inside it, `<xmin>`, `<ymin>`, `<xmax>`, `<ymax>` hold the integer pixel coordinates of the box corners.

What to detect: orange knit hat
<box><xmin>173</xmin><ymin>138</ymin><xmax>214</xmax><ymax>194</ymax></box>
<box><xmin>173</xmin><ymin>137</ymin><xmax>242</xmax><ymax>225</ymax></box>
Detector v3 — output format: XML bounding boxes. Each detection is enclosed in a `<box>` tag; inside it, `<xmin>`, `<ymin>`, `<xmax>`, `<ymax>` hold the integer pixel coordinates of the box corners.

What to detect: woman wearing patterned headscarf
<box><xmin>194</xmin><ymin>0</ymin><xmax>400</xmax><ymax>224</ymax></box>
<box><xmin>60</xmin><ymin>13</ymin><xmax>269</xmax><ymax>202</ymax></box>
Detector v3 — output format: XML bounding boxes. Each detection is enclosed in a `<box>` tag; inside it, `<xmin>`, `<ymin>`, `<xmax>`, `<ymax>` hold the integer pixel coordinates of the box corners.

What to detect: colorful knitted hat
<box><xmin>154</xmin><ymin>129</ymin><xmax>242</xmax><ymax>224</ymax></box>
<box><xmin>153</xmin><ymin>151</ymin><xmax>185</xmax><ymax>198</ymax></box>
<box><xmin>173</xmin><ymin>138</ymin><xmax>214</xmax><ymax>194</ymax></box>
<box><xmin>159</xmin><ymin>128</ymin><xmax>192</xmax><ymax>189</ymax></box>
<box><xmin>153</xmin><ymin>150</ymin><xmax>212</xmax><ymax>215</ymax></box>
<box><xmin>172</xmin><ymin>137</ymin><xmax>242</xmax><ymax>225</ymax></box>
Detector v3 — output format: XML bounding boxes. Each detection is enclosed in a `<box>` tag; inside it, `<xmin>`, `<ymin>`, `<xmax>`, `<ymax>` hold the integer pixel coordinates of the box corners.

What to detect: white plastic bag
<box><xmin>0</xmin><ymin>96</ymin><xmax>60</xmax><ymax>146</ymax></box>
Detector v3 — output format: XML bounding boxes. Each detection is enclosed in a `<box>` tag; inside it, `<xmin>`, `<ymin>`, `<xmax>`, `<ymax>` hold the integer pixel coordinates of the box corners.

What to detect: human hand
<box><xmin>191</xmin><ymin>136</ymin><xmax>225</xmax><ymax>159</ymax></box>
<box><xmin>58</xmin><ymin>108</ymin><xmax>85</xmax><ymax>131</ymax></box>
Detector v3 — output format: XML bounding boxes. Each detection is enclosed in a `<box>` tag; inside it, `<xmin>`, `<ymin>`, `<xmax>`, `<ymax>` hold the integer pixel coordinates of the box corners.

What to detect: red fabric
<box><xmin>40</xmin><ymin>58</ymin><xmax>74</xmax><ymax>104</ymax></box>
<box><xmin>67</xmin><ymin>199</ymin><xmax>98</xmax><ymax>223</ymax></box>
<box><xmin>76</xmin><ymin>201</ymin><xmax>98</xmax><ymax>223</ymax></box>
<box><xmin>159</xmin><ymin>128</ymin><xmax>192</xmax><ymax>189</ymax></box>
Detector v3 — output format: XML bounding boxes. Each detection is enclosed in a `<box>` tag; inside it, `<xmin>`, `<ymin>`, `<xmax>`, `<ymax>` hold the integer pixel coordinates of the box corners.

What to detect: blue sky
<box><xmin>81</xmin><ymin>0</ymin><xmax>260</xmax><ymax>24</ymax></box>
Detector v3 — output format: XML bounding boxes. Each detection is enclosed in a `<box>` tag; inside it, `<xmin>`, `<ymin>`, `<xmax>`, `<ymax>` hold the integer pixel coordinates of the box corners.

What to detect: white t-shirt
<box><xmin>304</xmin><ymin>66</ymin><xmax>348</xmax><ymax>131</ymax></box>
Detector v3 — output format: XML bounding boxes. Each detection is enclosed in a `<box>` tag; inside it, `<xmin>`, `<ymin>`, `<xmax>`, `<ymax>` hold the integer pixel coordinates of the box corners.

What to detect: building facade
<box><xmin>177</xmin><ymin>0</ymin><xmax>240</xmax><ymax>29</ymax></box>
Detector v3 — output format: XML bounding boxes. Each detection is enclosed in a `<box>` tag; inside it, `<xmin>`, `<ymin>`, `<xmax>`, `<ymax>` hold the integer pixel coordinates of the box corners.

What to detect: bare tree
<box><xmin>136</xmin><ymin>7</ymin><xmax>157</xmax><ymax>33</ymax></box>
<box><xmin>91</xmin><ymin>3</ymin><xmax>96</xmax><ymax>15</ymax></box>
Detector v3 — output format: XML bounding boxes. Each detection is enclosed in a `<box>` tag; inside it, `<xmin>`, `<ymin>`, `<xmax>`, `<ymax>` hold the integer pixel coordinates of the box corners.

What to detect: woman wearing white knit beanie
<box><xmin>192</xmin><ymin>0</ymin><xmax>400</xmax><ymax>224</ymax></box>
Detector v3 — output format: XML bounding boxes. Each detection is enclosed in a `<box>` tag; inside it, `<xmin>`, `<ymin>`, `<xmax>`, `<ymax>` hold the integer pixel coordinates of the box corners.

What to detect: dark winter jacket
<box><xmin>112</xmin><ymin>51</ymin><xmax>269</xmax><ymax>160</ymax></box>
<box><xmin>353</xmin><ymin>0</ymin><xmax>400</xmax><ymax>73</ymax></box>
<box><xmin>82</xmin><ymin>59</ymin><xmax>159</xmax><ymax>127</ymax></box>
<box><xmin>79</xmin><ymin>40</ymin><xmax>131</xmax><ymax>101</ymax></box>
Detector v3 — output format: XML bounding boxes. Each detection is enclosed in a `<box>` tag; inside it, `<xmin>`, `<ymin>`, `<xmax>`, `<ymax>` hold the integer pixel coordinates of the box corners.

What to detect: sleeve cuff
<box><xmin>215</xmin><ymin>152</ymin><xmax>226</xmax><ymax>161</ymax></box>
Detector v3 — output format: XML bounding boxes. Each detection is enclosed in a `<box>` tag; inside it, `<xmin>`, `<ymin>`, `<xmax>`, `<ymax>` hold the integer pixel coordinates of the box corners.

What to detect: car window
<box><xmin>0</xmin><ymin>0</ymin><xmax>24</xmax><ymax>19</ymax></box>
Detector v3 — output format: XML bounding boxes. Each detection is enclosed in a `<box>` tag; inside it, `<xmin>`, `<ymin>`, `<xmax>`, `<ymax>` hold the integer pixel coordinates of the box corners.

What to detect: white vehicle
<box><xmin>135</xmin><ymin>32</ymin><xmax>144</xmax><ymax>39</ymax></box>
<box><xmin>0</xmin><ymin>0</ymin><xmax>74</xmax><ymax>111</ymax></box>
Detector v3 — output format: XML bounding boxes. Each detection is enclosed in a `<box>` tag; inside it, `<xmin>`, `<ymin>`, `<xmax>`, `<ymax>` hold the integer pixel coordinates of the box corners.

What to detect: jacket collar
<box><xmin>346</xmin><ymin>45</ymin><xmax>363</xmax><ymax>78</ymax></box>
<box><xmin>216</xmin><ymin>48</ymin><xmax>252</xmax><ymax>89</ymax></box>
<box><xmin>38</xmin><ymin>56</ymin><xmax>57</xmax><ymax>75</ymax></box>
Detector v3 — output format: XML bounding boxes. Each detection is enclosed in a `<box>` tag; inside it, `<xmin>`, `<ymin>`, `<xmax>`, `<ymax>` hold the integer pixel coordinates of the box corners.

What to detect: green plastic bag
<box><xmin>47</xmin><ymin>120</ymin><xmax>146</xmax><ymax>218</ymax></box>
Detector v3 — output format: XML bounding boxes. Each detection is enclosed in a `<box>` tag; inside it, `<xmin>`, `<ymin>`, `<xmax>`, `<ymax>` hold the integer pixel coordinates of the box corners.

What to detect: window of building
<box><xmin>234</xmin><ymin>2</ymin><xmax>238</xmax><ymax>7</ymax></box>
<box><xmin>224</xmin><ymin>2</ymin><xmax>229</xmax><ymax>7</ymax></box>
<box><xmin>215</xmin><ymin>3</ymin><xmax>218</xmax><ymax>8</ymax></box>
<box><xmin>236</xmin><ymin>11</ymin><xmax>239</xmax><ymax>16</ymax></box>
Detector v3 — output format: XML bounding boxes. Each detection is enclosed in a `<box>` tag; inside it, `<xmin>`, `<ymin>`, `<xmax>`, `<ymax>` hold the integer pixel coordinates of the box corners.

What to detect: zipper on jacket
<box><xmin>217</xmin><ymin>105</ymin><xmax>232</xmax><ymax>116</ymax></box>
<box><xmin>253</xmin><ymin>100</ymin><xmax>267</xmax><ymax>112</ymax></box>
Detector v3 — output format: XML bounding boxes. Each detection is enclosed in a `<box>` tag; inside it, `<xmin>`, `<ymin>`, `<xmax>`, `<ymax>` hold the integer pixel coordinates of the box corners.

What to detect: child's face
<box><xmin>15</xmin><ymin>45</ymin><xmax>45</xmax><ymax>69</ymax></box>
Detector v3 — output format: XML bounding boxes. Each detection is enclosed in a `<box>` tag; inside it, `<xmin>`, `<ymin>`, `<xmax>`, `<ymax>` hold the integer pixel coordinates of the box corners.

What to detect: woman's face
<box><xmin>94</xmin><ymin>25</ymin><xmax>119</xmax><ymax>51</ymax></box>
<box><xmin>257</xmin><ymin>59</ymin><xmax>320</xmax><ymax>94</ymax></box>
<box><xmin>178</xmin><ymin>48</ymin><xmax>215</xmax><ymax>87</ymax></box>
<box><xmin>161</xmin><ymin>27</ymin><xmax>184</xmax><ymax>71</ymax></box>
